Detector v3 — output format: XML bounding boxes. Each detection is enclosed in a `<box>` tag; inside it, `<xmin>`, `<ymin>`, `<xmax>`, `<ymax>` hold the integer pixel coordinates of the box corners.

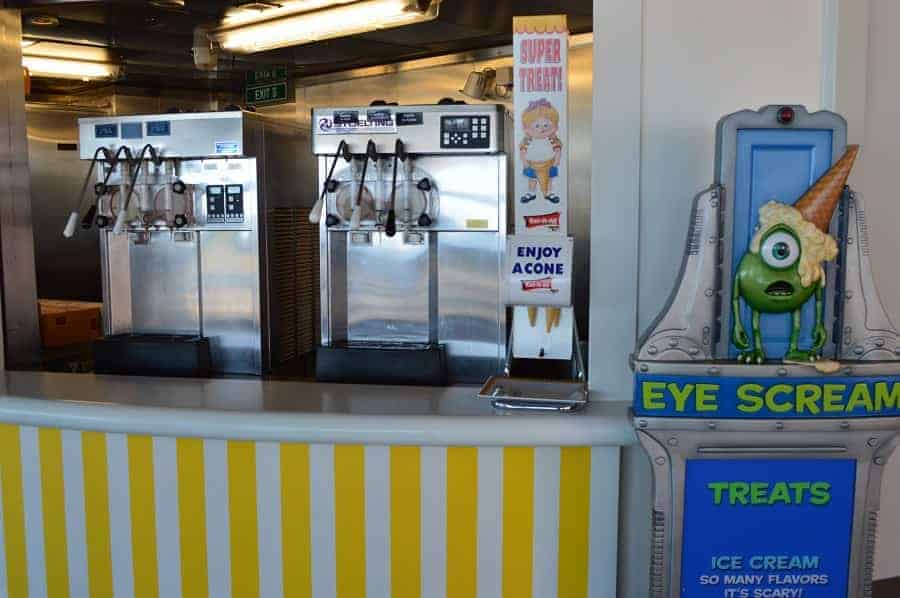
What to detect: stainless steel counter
<box><xmin>0</xmin><ymin>371</ymin><xmax>636</xmax><ymax>447</ymax></box>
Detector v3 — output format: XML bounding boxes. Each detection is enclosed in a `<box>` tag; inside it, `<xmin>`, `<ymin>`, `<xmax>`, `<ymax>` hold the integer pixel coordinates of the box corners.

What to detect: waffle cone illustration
<box><xmin>794</xmin><ymin>145</ymin><xmax>859</xmax><ymax>232</ymax></box>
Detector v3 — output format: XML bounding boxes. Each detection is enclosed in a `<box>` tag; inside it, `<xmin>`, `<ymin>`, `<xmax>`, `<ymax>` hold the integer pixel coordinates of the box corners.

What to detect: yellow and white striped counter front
<box><xmin>0</xmin><ymin>424</ymin><xmax>620</xmax><ymax>598</ymax></box>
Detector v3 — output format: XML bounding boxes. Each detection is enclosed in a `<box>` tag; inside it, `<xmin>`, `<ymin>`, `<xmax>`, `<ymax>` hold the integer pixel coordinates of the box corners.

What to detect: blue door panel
<box><xmin>730</xmin><ymin>128</ymin><xmax>833</xmax><ymax>357</ymax></box>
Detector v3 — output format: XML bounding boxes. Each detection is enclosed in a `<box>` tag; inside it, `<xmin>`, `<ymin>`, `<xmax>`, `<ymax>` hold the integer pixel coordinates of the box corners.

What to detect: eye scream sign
<box><xmin>506</xmin><ymin>236</ymin><xmax>572</xmax><ymax>306</ymax></box>
<box><xmin>634</xmin><ymin>374</ymin><xmax>900</xmax><ymax>419</ymax></box>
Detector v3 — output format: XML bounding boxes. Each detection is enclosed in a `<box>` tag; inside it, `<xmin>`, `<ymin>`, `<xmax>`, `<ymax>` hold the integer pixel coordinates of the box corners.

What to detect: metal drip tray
<box><xmin>478</xmin><ymin>376</ymin><xmax>587</xmax><ymax>411</ymax></box>
<box><xmin>315</xmin><ymin>342</ymin><xmax>448</xmax><ymax>386</ymax></box>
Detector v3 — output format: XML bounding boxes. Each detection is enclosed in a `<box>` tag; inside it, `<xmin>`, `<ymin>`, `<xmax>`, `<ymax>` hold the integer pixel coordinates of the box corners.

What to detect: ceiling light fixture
<box><xmin>27</xmin><ymin>14</ymin><xmax>60</xmax><ymax>27</ymax></box>
<box><xmin>213</xmin><ymin>0</ymin><xmax>440</xmax><ymax>54</ymax></box>
<box><xmin>21</xmin><ymin>41</ymin><xmax>118</xmax><ymax>81</ymax></box>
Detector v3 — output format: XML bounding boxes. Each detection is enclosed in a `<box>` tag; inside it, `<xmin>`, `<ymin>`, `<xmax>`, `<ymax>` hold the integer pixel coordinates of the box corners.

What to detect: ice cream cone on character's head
<box><xmin>731</xmin><ymin>145</ymin><xmax>859</xmax><ymax>365</ymax></box>
<box><xmin>519</xmin><ymin>98</ymin><xmax>563</xmax><ymax>203</ymax></box>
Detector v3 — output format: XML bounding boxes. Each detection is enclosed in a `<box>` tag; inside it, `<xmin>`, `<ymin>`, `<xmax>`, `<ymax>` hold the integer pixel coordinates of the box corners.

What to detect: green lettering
<box><xmin>708</xmin><ymin>482</ymin><xmax>729</xmax><ymax>505</ymax></box>
<box><xmin>823</xmin><ymin>384</ymin><xmax>847</xmax><ymax>413</ymax></box>
<box><xmin>642</xmin><ymin>381</ymin><xmax>666</xmax><ymax>410</ymax></box>
<box><xmin>765</xmin><ymin>384</ymin><xmax>793</xmax><ymax>413</ymax></box>
<box><xmin>790</xmin><ymin>481</ymin><xmax>811</xmax><ymax>503</ymax></box>
<box><xmin>750</xmin><ymin>482</ymin><xmax>769</xmax><ymax>505</ymax></box>
<box><xmin>875</xmin><ymin>382</ymin><xmax>900</xmax><ymax>412</ymax></box>
<box><xmin>668</xmin><ymin>383</ymin><xmax>694</xmax><ymax>412</ymax></box>
<box><xmin>810</xmin><ymin>482</ymin><xmax>832</xmax><ymax>506</ymax></box>
<box><xmin>737</xmin><ymin>384</ymin><xmax>764</xmax><ymax>413</ymax></box>
<box><xmin>695</xmin><ymin>384</ymin><xmax>719</xmax><ymax>412</ymax></box>
<box><xmin>847</xmin><ymin>383</ymin><xmax>875</xmax><ymax>413</ymax></box>
<box><xmin>729</xmin><ymin>482</ymin><xmax>750</xmax><ymax>505</ymax></box>
<box><xmin>796</xmin><ymin>384</ymin><xmax>822</xmax><ymax>415</ymax></box>
<box><xmin>768</xmin><ymin>482</ymin><xmax>791</xmax><ymax>505</ymax></box>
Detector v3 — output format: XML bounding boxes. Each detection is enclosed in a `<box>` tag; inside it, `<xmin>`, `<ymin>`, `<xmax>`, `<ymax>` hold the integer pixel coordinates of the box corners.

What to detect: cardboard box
<box><xmin>38</xmin><ymin>299</ymin><xmax>102</xmax><ymax>349</ymax></box>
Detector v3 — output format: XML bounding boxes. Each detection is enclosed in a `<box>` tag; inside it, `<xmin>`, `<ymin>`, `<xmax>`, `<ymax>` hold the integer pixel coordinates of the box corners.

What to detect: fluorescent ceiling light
<box><xmin>22</xmin><ymin>42</ymin><xmax>118</xmax><ymax>81</ymax></box>
<box><xmin>214</xmin><ymin>0</ymin><xmax>440</xmax><ymax>54</ymax></box>
<box><xmin>22</xmin><ymin>56</ymin><xmax>118</xmax><ymax>81</ymax></box>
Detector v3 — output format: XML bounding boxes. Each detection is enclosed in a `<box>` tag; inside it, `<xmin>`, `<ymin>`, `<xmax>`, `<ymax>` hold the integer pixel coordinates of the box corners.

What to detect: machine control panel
<box><xmin>206</xmin><ymin>184</ymin><xmax>245</xmax><ymax>224</ymax></box>
<box><xmin>440</xmin><ymin>115</ymin><xmax>490</xmax><ymax>149</ymax></box>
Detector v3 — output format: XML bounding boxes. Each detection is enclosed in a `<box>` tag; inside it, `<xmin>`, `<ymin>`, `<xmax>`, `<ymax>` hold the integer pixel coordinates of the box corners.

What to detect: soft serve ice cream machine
<box><xmin>312</xmin><ymin>103</ymin><xmax>508</xmax><ymax>385</ymax></box>
<box><xmin>68</xmin><ymin>111</ymin><xmax>307</xmax><ymax>376</ymax></box>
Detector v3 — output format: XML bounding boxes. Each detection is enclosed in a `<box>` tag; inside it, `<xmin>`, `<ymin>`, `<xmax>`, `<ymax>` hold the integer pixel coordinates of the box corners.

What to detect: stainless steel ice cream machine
<box><xmin>311</xmin><ymin>103</ymin><xmax>508</xmax><ymax>385</ymax></box>
<box><xmin>66</xmin><ymin>111</ymin><xmax>311</xmax><ymax>376</ymax></box>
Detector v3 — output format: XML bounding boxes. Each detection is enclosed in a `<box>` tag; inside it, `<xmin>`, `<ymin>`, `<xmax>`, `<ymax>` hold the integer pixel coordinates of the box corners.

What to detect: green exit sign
<box><xmin>247</xmin><ymin>66</ymin><xmax>287</xmax><ymax>86</ymax></box>
<box><xmin>245</xmin><ymin>81</ymin><xmax>290</xmax><ymax>106</ymax></box>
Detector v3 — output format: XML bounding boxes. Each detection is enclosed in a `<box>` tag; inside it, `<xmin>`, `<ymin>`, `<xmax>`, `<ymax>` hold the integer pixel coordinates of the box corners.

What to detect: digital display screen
<box><xmin>121</xmin><ymin>123</ymin><xmax>142</xmax><ymax>139</ymax></box>
<box><xmin>444</xmin><ymin>117</ymin><xmax>471</xmax><ymax>132</ymax></box>
<box><xmin>95</xmin><ymin>124</ymin><xmax>118</xmax><ymax>139</ymax></box>
<box><xmin>146</xmin><ymin>121</ymin><xmax>171</xmax><ymax>136</ymax></box>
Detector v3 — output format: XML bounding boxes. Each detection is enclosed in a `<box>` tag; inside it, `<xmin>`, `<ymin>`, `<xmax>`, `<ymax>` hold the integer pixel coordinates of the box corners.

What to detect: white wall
<box><xmin>637</xmin><ymin>0</ymin><xmax>826</xmax><ymax>331</ymax></box>
<box><xmin>589</xmin><ymin>1</ymin><xmax>900</xmax><ymax>595</ymax></box>
<box><xmin>853</xmin><ymin>0</ymin><xmax>900</xmax><ymax>581</ymax></box>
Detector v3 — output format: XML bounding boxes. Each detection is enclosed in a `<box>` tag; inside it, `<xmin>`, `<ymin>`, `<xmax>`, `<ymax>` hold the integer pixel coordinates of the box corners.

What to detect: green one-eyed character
<box><xmin>732</xmin><ymin>146</ymin><xmax>858</xmax><ymax>364</ymax></box>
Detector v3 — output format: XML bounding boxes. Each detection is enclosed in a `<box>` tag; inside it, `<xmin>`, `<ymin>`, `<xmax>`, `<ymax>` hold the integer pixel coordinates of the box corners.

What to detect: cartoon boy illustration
<box><xmin>520</xmin><ymin>98</ymin><xmax>562</xmax><ymax>204</ymax></box>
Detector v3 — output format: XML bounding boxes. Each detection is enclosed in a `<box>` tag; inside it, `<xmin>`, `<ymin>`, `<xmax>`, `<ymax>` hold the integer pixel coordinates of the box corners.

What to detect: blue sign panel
<box><xmin>146</xmin><ymin>121</ymin><xmax>171</xmax><ymax>137</ymax></box>
<box><xmin>682</xmin><ymin>459</ymin><xmax>855</xmax><ymax>597</ymax></box>
<box><xmin>731</xmin><ymin>129</ymin><xmax>833</xmax><ymax>358</ymax></box>
<box><xmin>94</xmin><ymin>123</ymin><xmax>118</xmax><ymax>139</ymax></box>
<box><xmin>634</xmin><ymin>374</ymin><xmax>900</xmax><ymax>419</ymax></box>
<box><xmin>121</xmin><ymin>122</ymin><xmax>142</xmax><ymax>140</ymax></box>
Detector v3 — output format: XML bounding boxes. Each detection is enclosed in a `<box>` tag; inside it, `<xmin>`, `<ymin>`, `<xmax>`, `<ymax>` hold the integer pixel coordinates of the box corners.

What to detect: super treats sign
<box><xmin>513</xmin><ymin>15</ymin><xmax>568</xmax><ymax>234</ymax></box>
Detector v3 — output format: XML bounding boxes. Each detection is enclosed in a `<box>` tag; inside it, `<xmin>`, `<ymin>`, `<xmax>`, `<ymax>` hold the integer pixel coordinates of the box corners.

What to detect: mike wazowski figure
<box><xmin>732</xmin><ymin>146</ymin><xmax>858</xmax><ymax>364</ymax></box>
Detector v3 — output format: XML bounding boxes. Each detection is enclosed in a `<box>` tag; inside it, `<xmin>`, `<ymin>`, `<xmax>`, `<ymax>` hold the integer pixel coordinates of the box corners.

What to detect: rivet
<box><xmin>710</xmin><ymin>198</ymin><xmax>719</xmax><ymax>208</ymax></box>
<box><xmin>648</xmin><ymin>346</ymin><xmax>658</xmax><ymax>355</ymax></box>
<box><xmin>777</xmin><ymin>368</ymin><xmax>788</xmax><ymax>376</ymax></box>
<box><xmin>640</xmin><ymin>364</ymin><xmax>649</xmax><ymax>373</ymax></box>
<box><xmin>845</xmin><ymin>291</ymin><xmax>854</xmax><ymax>300</ymax></box>
<box><xmin>847</xmin><ymin>237</ymin><xmax>854</xmax><ymax>245</ymax></box>
<box><xmin>708</xmin><ymin>236</ymin><xmax>717</xmax><ymax>244</ymax></box>
<box><xmin>667</xmin><ymin>437</ymin><xmax>679</xmax><ymax>446</ymax></box>
<box><xmin>655</xmin><ymin>457</ymin><xmax>666</xmax><ymax>466</ymax></box>
<box><xmin>875</xmin><ymin>457</ymin><xmax>885</xmax><ymax>466</ymax></box>
<box><xmin>868</xmin><ymin>437</ymin><xmax>879</xmax><ymax>447</ymax></box>
<box><xmin>854</xmin><ymin>346</ymin><xmax>864</xmax><ymax>355</ymax></box>
<box><xmin>705</xmin><ymin>289</ymin><xmax>715</xmax><ymax>298</ymax></box>
<box><xmin>689</xmin><ymin>348</ymin><xmax>700</xmax><ymax>356</ymax></box>
<box><xmin>638</xmin><ymin>420</ymin><xmax>648</xmax><ymax>428</ymax></box>
<box><xmin>775</xmin><ymin>422</ymin><xmax>784</xmax><ymax>430</ymax></box>
<box><xmin>668</xmin><ymin>339</ymin><xmax>679</xmax><ymax>348</ymax></box>
<box><xmin>876</xmin><ymin>339</ymin><xmax>885</xmax><ymax>347</ymax></box>
<box><xmin>707</xmin><ymin>367</ymin><xmax>720</xmax><ymax>375</ymax></box>
<box><xmin>707</xmin><ymin>422</ymin><xmax>717</xmax><ymax>430</ymax></box>
<box><xmin>840</xmin><ymin>421</ymin><xmax>850</xmax><ymax>430</ymax></box>
<box><xmin>844</xmin><ymin>367</ymin><xmax>854</xmax><ymax>375</ymax></box>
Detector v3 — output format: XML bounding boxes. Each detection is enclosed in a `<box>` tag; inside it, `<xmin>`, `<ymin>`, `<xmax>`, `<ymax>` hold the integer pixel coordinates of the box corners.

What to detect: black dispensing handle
<box><xmin>385</xmin><ymin>139</ymin><xmax>406</xmax><ymax>238</ymax></box>
<box><xmin>355</xmin><ymin>140</ymin><xmax>378</xmax><ymax>208</ymax></box>
<box><xmin>321</xmin><ymin>140</ymin><xmax>350</xmax><ymax>227</ymax></box>
<box><xmin>416</xmin><ymin>176</ymin><xmax>433</xmax><ymax>227</ymax></box>
<box><xmin>81</xmin><ymin>205</ymin><xmax>98</xmax><ymax>229</ymax></box>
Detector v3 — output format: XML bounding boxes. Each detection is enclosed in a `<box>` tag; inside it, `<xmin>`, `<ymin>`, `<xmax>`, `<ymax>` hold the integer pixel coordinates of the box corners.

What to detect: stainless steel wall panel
<box><xmin>436</xmin><ymin>231</ymin><xmax>504</xmax><ymax>382</ymax></box>
<box><xmin>0</xmin><ymin>9</ymin><xmax>41</xmax><ymax>368</ymax></box>
<box><xmin>346</xmin><ymin>231</ymin><xmax>430</xmax><ymax>344</ymax></box>
<box><xmin>128</xmin><ymin>232</ymin><xmax>200</xmax><ymax>335</ymax></box>
<box><xmin>27</xmin><ymin>106</ymin><xmax>103</xmax><ymax>302</ymax></box>
<box><xmin>200</xmin><ymin>230</ymin><xmax>262</xmax><ymax>375</ymax></box>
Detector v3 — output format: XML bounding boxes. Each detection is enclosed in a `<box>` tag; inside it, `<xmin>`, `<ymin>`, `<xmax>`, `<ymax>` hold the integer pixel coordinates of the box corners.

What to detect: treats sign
<box><xmin>513</xmin><ymin>15</ymin><xmax>568</xmax><ymax>234</ymax></box>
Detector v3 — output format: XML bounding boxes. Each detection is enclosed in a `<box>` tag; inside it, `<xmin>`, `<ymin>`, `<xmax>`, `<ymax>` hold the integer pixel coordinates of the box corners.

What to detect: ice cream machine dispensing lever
<box><xmin>385</xmin><ymin>138</ymin><xmax>407</xmax><ymax>238</ymax></box>
<box><xmin>349</xmin><ymin>140</ymin><xmax>378</xmax><ymax>230</ymax></box>
<box><xmin>311</xmin><ymin>139</ymin><xmax>351</xmax><ymax>226</ymax></box>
